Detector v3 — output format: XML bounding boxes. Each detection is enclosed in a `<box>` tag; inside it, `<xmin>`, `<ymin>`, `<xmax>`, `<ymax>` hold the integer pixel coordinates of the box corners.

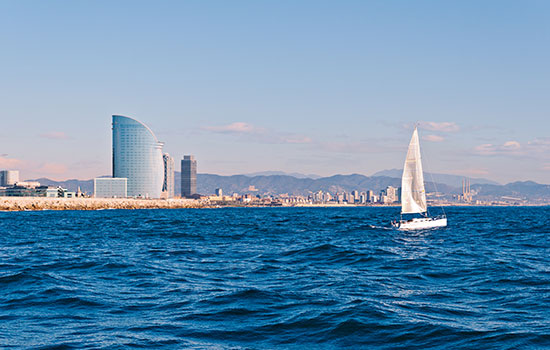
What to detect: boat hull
<box><xmin>393</xmin><ymin>217</ymin><xmax>447</xmax><ymax>230</ymax></box>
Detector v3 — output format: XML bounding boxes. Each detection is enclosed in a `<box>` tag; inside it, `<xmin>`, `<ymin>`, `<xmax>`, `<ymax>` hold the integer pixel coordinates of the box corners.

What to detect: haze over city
<box><xmin>1</xmin><ymin>1</ymin><xmax>549</xmax><ymax>184</ymax></box>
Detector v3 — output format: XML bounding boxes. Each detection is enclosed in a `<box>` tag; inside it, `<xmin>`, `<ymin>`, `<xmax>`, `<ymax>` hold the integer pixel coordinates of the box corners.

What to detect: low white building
<box><xmin>94</xmin><ymin>178</ymin><xmax>127</xmax><ymax>198</ymax></box>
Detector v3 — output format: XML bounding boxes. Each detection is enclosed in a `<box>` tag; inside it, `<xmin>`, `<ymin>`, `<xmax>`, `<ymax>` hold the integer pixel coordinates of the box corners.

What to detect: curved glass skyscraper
<box><xmin>112</xmin><ymin>115</ymin><xmax>164</xmax><ymax>198</ymax></box>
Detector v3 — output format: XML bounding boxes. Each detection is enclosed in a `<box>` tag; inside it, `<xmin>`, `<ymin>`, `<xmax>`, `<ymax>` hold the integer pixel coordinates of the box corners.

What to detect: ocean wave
<box><xmin>1</xmin><ymin>207</ymin><xmax>549</xmax><ymax>349</ymax></box>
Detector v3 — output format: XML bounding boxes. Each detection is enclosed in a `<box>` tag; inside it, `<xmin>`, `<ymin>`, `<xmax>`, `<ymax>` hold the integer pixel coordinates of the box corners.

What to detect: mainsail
<box><xmin>401</xmin><ymin>127</ymin><xmax>427</xmax><ymax>214</ymax></box>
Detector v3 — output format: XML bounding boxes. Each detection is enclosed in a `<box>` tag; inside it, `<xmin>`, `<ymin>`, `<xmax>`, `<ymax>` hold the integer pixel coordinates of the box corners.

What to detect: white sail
<box><xmin>401</xmin><ymin>127</ymin><xmax>427</xmax><ymax>214</ymax></box>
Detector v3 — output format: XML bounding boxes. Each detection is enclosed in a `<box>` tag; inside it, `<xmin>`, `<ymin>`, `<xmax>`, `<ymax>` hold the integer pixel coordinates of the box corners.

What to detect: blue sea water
<box><xmin>1</xmin><ymin>207</ymin><xmax>549</xmax><ymax>349</ymax></box>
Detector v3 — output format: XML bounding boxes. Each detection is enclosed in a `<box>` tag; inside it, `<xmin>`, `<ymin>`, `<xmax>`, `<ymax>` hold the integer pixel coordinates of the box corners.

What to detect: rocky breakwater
<box><xmin>0</xmin><ymin>197</ymin><xmax>207</xmax><ymax>211</ymax></box>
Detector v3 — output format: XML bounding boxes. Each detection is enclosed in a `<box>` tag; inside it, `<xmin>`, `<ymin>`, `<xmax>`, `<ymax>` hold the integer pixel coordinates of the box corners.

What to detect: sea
<box><xmin>1</xmin><ymin>207</ymin><xmax>549</xmax><ymax>349</ymax></box>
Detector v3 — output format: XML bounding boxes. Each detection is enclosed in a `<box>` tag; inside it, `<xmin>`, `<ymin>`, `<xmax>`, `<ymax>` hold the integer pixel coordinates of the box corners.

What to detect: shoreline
<box><xmin>1</xmin><ymin>197</ymin><xmax>548</xmax><ymax>211</ymax></box>
<box><xmin>0</xmin><ymin>197</ymin><xmax>207</xmax><ymax>211</ymax></box>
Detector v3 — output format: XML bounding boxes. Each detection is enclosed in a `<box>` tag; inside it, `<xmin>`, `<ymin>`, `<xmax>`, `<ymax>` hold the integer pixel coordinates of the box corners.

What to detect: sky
<box><xmin>0</xmin><ymin>1</ymin><xmax>549</xmax><ymax>184</ymax></box>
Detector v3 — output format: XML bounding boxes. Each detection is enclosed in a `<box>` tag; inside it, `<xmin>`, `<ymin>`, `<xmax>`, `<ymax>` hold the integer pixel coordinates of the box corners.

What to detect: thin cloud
<box><xmin>473</xmin><ymin>144</ymin><xmax>496</xmax><ymax>155</ymax></box>
<box><xmin>39</xmin><ymin>131</ymin><xmax>71</xmax><ymax>140</ymax></box>
<box><xmin>203</xmin><ymin>122</ymin><xmax>312</xmax><ymax>145</ymax></box>
<box><xmin>423</xmin><ymin>134</ymin><xmax>445</xmax><ymax>142</ymax></box>
<box><xmin>472</xmin><ymin>138</ymin><xmax>550</xmax><ymax>158</ymax></box>
<box><xmin>474</xmin><ymin>140</ymin><xmax>522</xmax><ymax>156</ymax></box>
<box><xmin>203</xmin><ymin>122</ymin><xmax>262</xmax><ymax>134</ymax></box>
<box><xmin>37</xmin><ymin>162</ymin><xmax>68</xmax><ymax>175</ymax></box>
<box><xmin>0</xmin><ymin>157</ymin><xmax>24</xmax><ymax>169</ymax></box>
<box><xmin>419</xmin><ymin>121</ymin><xmax>460</xmax><ymax>133</ymax></box>
<box><xmin>314</xmin><ymin>138</ymin><xmax>402</xmax><ymax>154</ymax></box>
<box><xmin>503</xmin><ymin>141</ymin><xmax>521</xmax><ymax>150</ymax></box>
<box><xmin>525</xmin><ymin>138</ymin><xmax>550</xmax><ymax>157</ymax></box>
<box><xmin>528</xmin><ymin>137</ymin><xmax>550</xmax><ymax>148</ymax></box>
<box><xmin>452</xmin><ymin>167</ymin><xmax>490</xmax><ymax>176</ymax></box>
<box><xmin>281</xmin><ymin>135</ymin><xmax>312</xmax><ymax>144</ymax></box>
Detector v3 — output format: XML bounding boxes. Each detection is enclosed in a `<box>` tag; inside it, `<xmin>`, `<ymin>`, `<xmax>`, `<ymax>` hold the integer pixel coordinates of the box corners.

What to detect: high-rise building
<box><xmin>366</xmin><ymin>190</ymin><xmax>375</xmax><ymax>203</ymax></box>
<box><xmin>379</xmin><ymin>194</ymin><xmax>390</xmax><ymax>204</ymax></box>
<box><xmin>181</xmin><ymin>155</ymin><xmax>197</xmax><ymax>198</ymax></box>
<box><xmin>386</xmin><ymin>186</ymin><xmax>398</xmax><ymax>203</ymax></box>
<box><xmin>343</xmin><ymin>191</ymin><xmax>350</xmax><ymax>202</ymax></box>
<box><xmin>0</xmin><ymin>170</ymin><xmax>20</xmax><ymax>186</ymax></box>
<box><xmin>112</xmin><ymin>115</ymin><xmax>164</xmax><ymax>198</ymax></box>
<box><xmin>162</xmin><ymin>153</ymin><xmax>175</xmax><ymax>198</ymax></box>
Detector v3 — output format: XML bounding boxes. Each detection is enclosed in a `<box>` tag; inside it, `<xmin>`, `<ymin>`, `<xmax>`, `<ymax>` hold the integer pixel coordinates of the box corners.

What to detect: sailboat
<box><xmin>392</xmin><ymin>127</ymin><xmax>447</xmax><ymax>230</ymax></box>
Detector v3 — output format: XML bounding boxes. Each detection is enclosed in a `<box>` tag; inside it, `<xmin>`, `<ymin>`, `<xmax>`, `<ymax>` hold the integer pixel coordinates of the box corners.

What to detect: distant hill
<box><xmin>29</xmin><ymin>173</ymin><xmax>452</xmax><ymax>197</ymax></box>
<box><xmin>189</xmin><ymin>173</ymin><xmax>455</xmax><ymax>196</ymax></box>
<box><xmin>241</xmin><ymin>171</ymin><xmax>322</xmax><ymax>179</ymax></box>
<box><xmin>472</xmin><ymin>181</ymin><xmax>550</xmax><ymax>200</ymax></box>
<box><xmin>26</xmin><ymin>173</ymin><xmax>550</xmax><ymax>201</ymax></box>
<box><xmin>373</xmin><ymin>169</ymin><xmax>499</xmax><ymax>187</ymax></box>
<box><xmin>195</xmin><ymin>173</ymin><xmax>401</xmax><ymax>196</ymax></box>
<box><xmin>27</xmin><ymin>178</ymin><xmax>95</xmax><ymax>194</ymax></box>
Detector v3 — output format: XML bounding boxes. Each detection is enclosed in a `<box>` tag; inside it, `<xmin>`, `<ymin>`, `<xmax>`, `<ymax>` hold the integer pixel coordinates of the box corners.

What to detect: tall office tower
<box><xmin>386</xmin><ymin>186</ymin><xmax>398</xmax><ymax>203</ymax></box>
<box><xmin>112</xmin><ymin>115</ymin><xmax>164</xmax><ymax>198</ymax></box>
<box><xmin>181</xmin><ymin>155</ymin><xmax>197</xmax><ymax>198</ymax></box>
<box><xmin>366</xmin><ymin>190</ymin><xmax>375</xmax><ymax>203</ymax></box>
<box><xmin>0</xmin><ymin>170</ymin><xmax>19</xmax><ymax>186</ymax></box>
<box><xmin>162</xmin><ymin>153</ymin><xmax>175</xmax><ymax>198</ymax></box>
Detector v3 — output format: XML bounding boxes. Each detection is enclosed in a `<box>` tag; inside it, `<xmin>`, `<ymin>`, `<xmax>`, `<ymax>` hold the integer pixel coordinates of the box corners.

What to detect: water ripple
<box><xmin>1</xmin><ymin>207</ymin><xmax>550</xmax><ymax>349</ymax></box>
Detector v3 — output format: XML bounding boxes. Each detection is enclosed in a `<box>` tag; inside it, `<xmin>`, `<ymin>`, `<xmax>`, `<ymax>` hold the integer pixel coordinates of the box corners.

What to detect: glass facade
<box><xmin>181</xmin><ymin>155</ymin><xmax>197</xmax><ymax>198</ymax></box>
<box><xmin>162</xmin><ymin>153</ymin><xmax>175</xmax><ymax>198</ymax></box>
<box><xmin>112</xmin><ymin>115</ymin><xmax>164</xmax><ymax>198</ymax></box>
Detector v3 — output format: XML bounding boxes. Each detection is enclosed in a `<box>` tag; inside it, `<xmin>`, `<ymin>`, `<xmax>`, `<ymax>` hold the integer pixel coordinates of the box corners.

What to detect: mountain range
<box><xmin>26</xmin><ymin>171</ymin><xmax>550</xmax><ymax>201</ymax></box>
<box><xmin>242</xmin><ymin>171</ymin><xmax>322</xmax><ymax>179</ymax></box>
<box><xmin>372</xmin><ymin>169</ymin><xmax>499</xmax><ymax>187</ymax></box>
<box><xmin>471</xmin><ymin>181</ymin><xmax>550</xmax><ymax>201</ymax></box>
<box><xmin>189</xmin><ymin>173</ymin><xmax>458</xmax><ymax>197</ymax></box>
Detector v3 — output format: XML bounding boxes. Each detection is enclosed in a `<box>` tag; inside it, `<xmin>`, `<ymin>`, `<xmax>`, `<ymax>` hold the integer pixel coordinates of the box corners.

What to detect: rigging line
<box><xmin>420</xmin><ymin>139</ymin><xmax>446</xmax><ymax>218</ymax></box>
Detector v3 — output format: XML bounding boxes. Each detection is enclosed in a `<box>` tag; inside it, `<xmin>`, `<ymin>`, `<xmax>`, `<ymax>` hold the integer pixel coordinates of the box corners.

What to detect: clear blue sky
<box><xmin>1</xmin><ymin>1</ymin><xmax>549</xmax><ymax>183</ymax></box>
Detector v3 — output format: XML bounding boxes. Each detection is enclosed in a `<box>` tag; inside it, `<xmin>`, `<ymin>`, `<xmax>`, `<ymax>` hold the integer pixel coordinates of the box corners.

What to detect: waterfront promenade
<box><xmin>0</xmin><ymin>197</ymin><xmax>205</xmax><ymax>211</ymax></box>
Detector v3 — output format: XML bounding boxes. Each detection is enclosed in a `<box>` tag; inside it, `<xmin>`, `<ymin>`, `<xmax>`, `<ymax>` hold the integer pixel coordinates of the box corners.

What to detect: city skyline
<box><xmin>1</xmin><ymin>1</ymin><xmax>549</xmax><ymax>183</ymax></box>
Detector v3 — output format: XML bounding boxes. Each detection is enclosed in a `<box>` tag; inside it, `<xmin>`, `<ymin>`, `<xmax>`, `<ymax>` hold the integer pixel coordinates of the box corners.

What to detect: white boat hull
<box><xmin>393</xmin><ymin>217</ymin><xmax>447</xmax><ymax>230</ymax></box>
